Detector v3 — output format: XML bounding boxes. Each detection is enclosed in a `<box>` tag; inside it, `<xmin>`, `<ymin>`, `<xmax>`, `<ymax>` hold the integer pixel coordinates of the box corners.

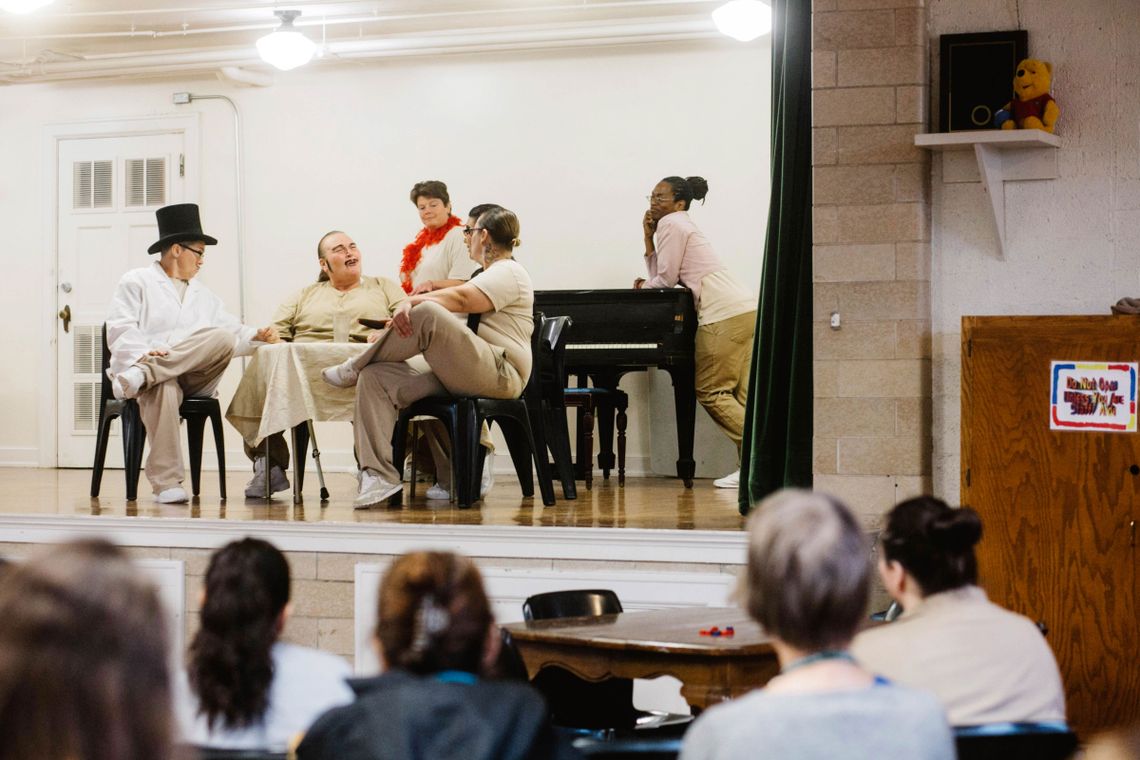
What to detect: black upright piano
<box><xmin>533</xmin><ymin>288</ymin><xmax>697</xmax><ymax>487</ymax></box>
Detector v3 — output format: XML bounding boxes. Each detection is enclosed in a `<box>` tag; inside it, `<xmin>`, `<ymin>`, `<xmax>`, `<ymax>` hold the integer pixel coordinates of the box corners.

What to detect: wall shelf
<box><xmin>915</xmin><ymin>129</ymin><xmax>1061</xmax><ymax>256</ymax></box>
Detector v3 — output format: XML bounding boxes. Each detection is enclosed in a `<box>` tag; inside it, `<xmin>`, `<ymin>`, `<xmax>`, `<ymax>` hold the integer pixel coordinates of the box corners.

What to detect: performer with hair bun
<box><xmin>852</xmin><ymin>496</ymin><xmax>1067</xmax><ymax>725</ymax></box>
<box><xmin>637</xmin><ymin>176</ymin><xmax>756</xmax><ymax>489</ymax></box>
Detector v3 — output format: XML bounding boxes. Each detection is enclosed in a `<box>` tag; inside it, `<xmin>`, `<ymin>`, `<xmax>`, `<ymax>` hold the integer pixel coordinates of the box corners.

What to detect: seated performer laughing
<box><xmin>239</xmin><ymin>230</ymin><xmax>407</xmax><ymax>499</ymax></box>
<box><xmin>322</xmin><ymin>206</ymin><xmax>534</xmax><ymax>509</ymax></box>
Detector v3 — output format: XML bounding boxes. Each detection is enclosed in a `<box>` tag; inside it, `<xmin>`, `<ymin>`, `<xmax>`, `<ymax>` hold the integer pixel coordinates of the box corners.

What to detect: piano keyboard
<box><xmin>567</xmin><ymin>343</ymin><xmax>658</xmax><ymax>350</ymax></box>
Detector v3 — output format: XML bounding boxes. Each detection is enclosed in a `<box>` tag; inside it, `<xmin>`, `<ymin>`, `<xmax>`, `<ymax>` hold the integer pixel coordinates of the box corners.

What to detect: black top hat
<box><xmin>147</xmin><ymin>203</ymin><xmax>218</xmax><ymax>254</ymax></box>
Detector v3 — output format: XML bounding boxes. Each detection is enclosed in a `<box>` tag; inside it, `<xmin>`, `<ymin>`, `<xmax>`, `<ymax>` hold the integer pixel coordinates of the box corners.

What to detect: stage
<box><xmin>0</xmin><ymin>467</ymin><xmax>749</xmax><ymax>686</ymax></box>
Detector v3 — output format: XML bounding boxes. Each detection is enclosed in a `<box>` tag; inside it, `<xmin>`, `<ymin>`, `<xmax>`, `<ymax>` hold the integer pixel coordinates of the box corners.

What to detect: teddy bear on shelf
<box><xmin>994</xmin><ymin>58</ymin><xmax>1060</xmax><ymax>133</ymax></box>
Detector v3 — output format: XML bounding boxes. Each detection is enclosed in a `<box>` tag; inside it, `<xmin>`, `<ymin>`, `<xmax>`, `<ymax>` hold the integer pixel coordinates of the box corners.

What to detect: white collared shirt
<box><xmin>106</xmin><ymin>260</ymin><xmax>256</xmax><ymax>376</ymax></box>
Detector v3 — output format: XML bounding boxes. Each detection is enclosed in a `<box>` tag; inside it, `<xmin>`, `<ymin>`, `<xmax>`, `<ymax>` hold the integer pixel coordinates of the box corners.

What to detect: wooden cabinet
<box><xmin>962</xmin><ymin>316</ymin><xmax>1140</xmax><ymax>733</ymax></box>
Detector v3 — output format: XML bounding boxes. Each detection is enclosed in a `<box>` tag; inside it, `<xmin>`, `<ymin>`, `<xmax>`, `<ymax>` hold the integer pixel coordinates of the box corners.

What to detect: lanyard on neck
<box><xmin>780</xmin><ymin>650</ymin><xmax>856</xmax><ymax>675</ymax></box>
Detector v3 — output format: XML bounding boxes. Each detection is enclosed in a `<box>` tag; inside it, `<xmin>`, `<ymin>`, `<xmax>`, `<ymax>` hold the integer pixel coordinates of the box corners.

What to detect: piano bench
<box><xmin>564</xmin><ymin>388</ymin><xmax>628</xmax><ymax>489</ymax></box>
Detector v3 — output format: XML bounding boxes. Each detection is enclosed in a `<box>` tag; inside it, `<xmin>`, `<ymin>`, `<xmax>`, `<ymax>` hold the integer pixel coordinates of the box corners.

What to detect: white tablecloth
<box><xmin>226</xmin><ymin>342</ymin><xmax>369</xmax><ymax>448</ymax></box>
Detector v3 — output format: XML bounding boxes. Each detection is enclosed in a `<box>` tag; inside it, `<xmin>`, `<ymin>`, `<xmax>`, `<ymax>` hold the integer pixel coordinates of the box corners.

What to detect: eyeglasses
<box><xmin>463</xmin><ymin>226</ymin><xmax>483</xmax><ymax>237</ymax></box>
<box><xmin>647</xmin><ymin>194</ymin><xmax>675</xmax><ymax>203</ymax></box>
<box><xmin>180</xmin><ymin>243</ymin><xmax>206</xmax><ymax>259</ymax></box>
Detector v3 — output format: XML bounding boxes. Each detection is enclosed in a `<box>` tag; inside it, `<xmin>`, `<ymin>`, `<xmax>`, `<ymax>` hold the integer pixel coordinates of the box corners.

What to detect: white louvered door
<box><xmin>56</xmin><ymin>133</ymin><xmax>185</xmax><ymax>467</ymax></box>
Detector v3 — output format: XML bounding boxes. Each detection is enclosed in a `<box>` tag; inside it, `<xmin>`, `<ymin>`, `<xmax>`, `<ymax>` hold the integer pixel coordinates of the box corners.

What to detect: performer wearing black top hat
<box><xmin>105</xmin><ymin>203</ymin><xmax>276</xmax><ymax>503</ymax></box>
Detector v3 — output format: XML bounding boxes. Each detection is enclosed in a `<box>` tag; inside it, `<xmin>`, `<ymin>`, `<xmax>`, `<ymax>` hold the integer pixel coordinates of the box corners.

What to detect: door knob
<box><xmin>58</xmin><ymin>304</ymin><xmax>71</xmax><ymax>333</ymax></box>
<box><xmin>60</xmin><ymin>282</ymin><xmax>72</xmax><ymax>293</ymax></box>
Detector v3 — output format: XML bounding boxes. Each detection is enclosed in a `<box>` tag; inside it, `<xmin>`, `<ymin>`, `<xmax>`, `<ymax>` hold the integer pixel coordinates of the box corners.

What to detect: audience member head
<box><xmin>0</xmin><ymin>539</ymin><xmax>172</xmax><ymax>760</ymax></box>
<box><xmin>879</xmin><ymin>496</ymin><xmax>983</xmax><ymax>598</ymax></box>
<box><xmin>410</xmin><ymin>180</ymin><xmax>453</xmax><ymax>231</ymax></box>
<box><xmin>189</xmin><ymin>537</ymin><xmax>291</xmax><ymax>731</ymax></box>
<box><xmin>743</xmin><ymin>489</ymin><xmax>871</xmax><ymax>654</ymax></box>
<box><xmin>468</xmin><ymin>206</ymin><xmax>520</xmax><ymax>267</ymax></box>
<box><xmin>376</xmin><ymin>551</ymin><xmax>497</xmax><ymax>676</ymax></box>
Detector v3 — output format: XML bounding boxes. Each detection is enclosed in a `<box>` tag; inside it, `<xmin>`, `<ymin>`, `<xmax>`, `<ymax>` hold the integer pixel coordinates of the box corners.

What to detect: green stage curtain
<box><xmin>739</xmin><ymin>0</ymin><xmax>813</xmax><ymax>514</ymax></box>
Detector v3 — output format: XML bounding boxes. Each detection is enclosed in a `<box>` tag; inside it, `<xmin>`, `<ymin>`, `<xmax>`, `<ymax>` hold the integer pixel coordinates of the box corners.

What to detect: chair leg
<box><xmin>582</xmin><ymin>405</ymin><xmax>595</xmax><ymax>491</ymax></box>
<box><xmin>456</xmin><ymin>401</ymin><xmax>481</xmax><ymax>508</ymax></box>
<box><xmin>293</xmin><ymin>422</ymin><xmax>310</xmax><ymax>496</ymax></box>
<box><xmin>544</xmin><ymin>402</ymin><xmax>577</xmax><ymax>500</ymax></box>
<box><xmin>616</xmin><ymin>402</ymin><xmax>627</xmax><ymax>488</ymax></box>
<box><xmin>522</xmin><ymin>407</ymin><xmax>557</xmax><ymax>507</ymax></box>
<box><xmin>596</xmin><ymin>397</ymin><xmax>616</xmax><ymax>480</ymax></box>
<box><xmin>209</xmin><ymin>407</ymin><xmax>227</xmax><ymax>500</ymax></box>
<box><xmin>409</xmin><ymin>420</ymin><xmax>419</xmax><ymax>500</ymax></box>
<box><xmin>90</xmin><ymin>408</ymin><xmax>117</xmax><ymax>498</ymax></box>
<box><xmin>185</xmin><ymin>414</ymin><xmax>206</xmax><ymax>497</ymax></box>
<box><xmin>122</xmin><ymin>403</ymin><xmax>146</xmax><ymax>501</ymax></box>
<box><xmin>389</xmin><ymin>413</ymin><xmax>411</xmax><ymax>507</ymax></box>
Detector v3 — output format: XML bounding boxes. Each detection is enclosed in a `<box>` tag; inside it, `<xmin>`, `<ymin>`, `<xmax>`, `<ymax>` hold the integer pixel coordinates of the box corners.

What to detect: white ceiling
<box><xmin>0</xmin><ymin>1</ymin><xmax>726</xmax><ymax>84</ymax></box>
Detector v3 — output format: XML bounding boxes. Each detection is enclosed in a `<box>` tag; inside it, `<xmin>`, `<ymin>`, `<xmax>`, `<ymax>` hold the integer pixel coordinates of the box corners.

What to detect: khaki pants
<box><xmin>134</xmin><ymin>327</ymin><xmax>236</xmax><ymax>493</ymax></box>
<box><xmin>695</xmin><ymin>310</ymin><xmax>755</xmax><ymax>456</ymax></box>
<box><xmin>353</xmin><ymin>302</ymin><xmax>525</xmax><ymax>485</ymax></box>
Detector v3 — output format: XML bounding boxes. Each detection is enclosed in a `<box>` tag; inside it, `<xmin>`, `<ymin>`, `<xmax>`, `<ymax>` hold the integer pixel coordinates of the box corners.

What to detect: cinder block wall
<box><xmin>811</xmin><ymin>0</ymin><xmax>933</xmax><ymax>528</ymax></box>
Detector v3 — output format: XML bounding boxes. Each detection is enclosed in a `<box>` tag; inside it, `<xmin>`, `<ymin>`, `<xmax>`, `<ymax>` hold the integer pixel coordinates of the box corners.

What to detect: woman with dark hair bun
<box><xmin>852</xmin><ymin>496</ymin><xmax>1067</xmax><ymax>726</ymax></box>
<box><xmin>297</xmin><ymin>551</ymin><xmax>578</xmax><ymax>760</ymax></box>
<box><xmin>178</xmin><ymin>538</ymin><xmax>353</xmax><ymax>750</ymax></box>
<box><xmin>636</xmin><ymin>175</ymin><xmax>756</xmax><ymax>490</ymax></box>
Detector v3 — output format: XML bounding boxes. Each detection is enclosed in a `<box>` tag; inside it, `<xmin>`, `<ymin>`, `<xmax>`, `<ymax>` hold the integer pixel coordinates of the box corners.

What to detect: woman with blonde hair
<box><xmin>323</xmin><ymin>206</ymin><xmax>535</xmax><ymax>508</ymax></box>
<box><xmin>680</xmin><ymin>490</ymin><xmax>953</xmax><ymax>760</ymax></box>
<box><xmin>297</xmin><ymin>551</ymin><xmax>576</xmax><ymax>760</ymax></box>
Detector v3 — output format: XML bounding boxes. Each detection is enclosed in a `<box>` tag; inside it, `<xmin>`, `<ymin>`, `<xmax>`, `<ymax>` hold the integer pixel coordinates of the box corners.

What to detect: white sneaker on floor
<box><xmin>354</xmin><ymin>469</ymin><xmax>402</xmax><ymax>509</ymax></box>
<box><xmin>112</xmin><ymin>366</ymin><xmax>145</xmax><ymax>400</ymax></box>
<box><xmin>480</xmin><ymin>451</ymin><xmax>495</xmax><ymax>497</ymax></box>
<box><xmin>321</xmin><ymin>359</ymin><xmax>359</xmax><ymax>388</ymax></box>
<box><xmin>713</xmin><ymin>470</ymin><xmax>740</xmax><ymax>489</ymax></box>
<box><xmin>156</xmin><ymin>486</ymin><xmax>188</xmax><ymax>504</ymax></box>
<box><xmin>425</xmin><ymin>483</ymin><xmax>450</xmax><ymax>500</ymax></box>
<box><xmin>244</xmin><ymin>457</ymin><xmax>290</xmax><ymax>498</ymax></box>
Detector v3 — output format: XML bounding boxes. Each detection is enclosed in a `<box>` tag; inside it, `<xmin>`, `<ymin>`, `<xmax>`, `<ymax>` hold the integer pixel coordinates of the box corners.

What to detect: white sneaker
<box><xmin>480</xmin><ymin>450</ymin><xmax>495</xmax><ymax>497</ymax></box>
<box><xmin>112</xmin><ymin>366</ymin><xmax>145</xmax><ymax>400</ymax></box>
<box><xmin>403</xmin><ymin>458</ymin><xmax>435</xmax><ymax>483</ymax></box>
<box><xmin>244</xmin><ymin>457</ymin><xmax>290</xmax><ymax>498</ymax></box>
<box><xmin>713</xmin><ymin>470</ymin><xmax>740</xmax><ymax>489</ymax></box>
<box><xmin>156</xmin><ymin>486</ymin><xmax>188</xmax><ymax>504</ymax></box>
<box><xmin>425</xmin><ymin>483</ymin><xmax>450</xmax><ymax>500</ymax></box>
<box><xmin>354</xmin><ymin>469</ymin><xmax>402</xmax><ymax>509</ymax></box>
<box><xmin>322</xmin><ymin>360</ymin><xmax>359</xmax><ymax>388</ymax></box>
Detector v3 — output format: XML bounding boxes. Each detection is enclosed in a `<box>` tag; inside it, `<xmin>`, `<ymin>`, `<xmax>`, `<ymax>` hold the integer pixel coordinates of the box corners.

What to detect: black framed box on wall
<box><xmin>939</xmin><ymin>30</ymin><xmax>1028</xmax><ymax>132</ymax></box>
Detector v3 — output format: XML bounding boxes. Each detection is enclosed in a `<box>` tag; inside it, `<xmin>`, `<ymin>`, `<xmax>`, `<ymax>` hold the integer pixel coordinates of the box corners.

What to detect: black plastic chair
<box><xmin>573</xmin><ymin>737</ymin><xmax>682</xmax><ymax>759</ymax></box>
<box><xmin>389</xmin><ymin>313</ymin><xmax>556</xmax><ymax>509</ymax></box>
<box><xmin>185</xmin><ymin>747</ymin><xmax>288</xmax><ymax>760</ymax></box>
<box><xmin>534</xmin><ymin>315</ymin><xmax>577</xmax><ymax>500</ymax></box>
<box><xmin>522</xmin><ymin>589</ymin><xmax>692</xmax><ymax>736</ymax></box>
<box><xmin>90</xmin><ymin>324</ymin><xmax>227</xmax><ymax>501</ymax></box>
<box><xmin>954</xmin><ymin>723</ymin><xmax>1078</xmax><ymax>760</ymax></box>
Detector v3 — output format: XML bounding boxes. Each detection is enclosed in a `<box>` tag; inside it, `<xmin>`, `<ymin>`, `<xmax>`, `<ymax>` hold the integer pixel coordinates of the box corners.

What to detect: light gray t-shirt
<box><xmin>679</xmin><ymin>682</ymin><xmax>954</xmax><ymax>760</ymax></box>
<box><xmin>177</xmin><ymin>641</ymin><xmax>355</xmax><ymax>751</ymax></box>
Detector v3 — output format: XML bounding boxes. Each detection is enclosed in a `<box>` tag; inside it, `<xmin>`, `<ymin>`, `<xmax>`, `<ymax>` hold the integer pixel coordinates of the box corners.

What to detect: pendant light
<box><xmin>256</xmin><ymin>10</ymin><xmax>316</xmax><ymax>71</ymax></box>
<box><xmin>712</xmin><ymin>0</ymin><xmax>773</xmax><ymax>42</ymax></box>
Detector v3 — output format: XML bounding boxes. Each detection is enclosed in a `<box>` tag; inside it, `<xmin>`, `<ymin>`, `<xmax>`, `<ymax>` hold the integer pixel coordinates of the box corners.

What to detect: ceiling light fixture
<box><xmin>712</xmin><ymin>0</ymin><xmax>772</xmax><ymax>42</ymax></box>
<box><xmin>256</xmin><ymin>10</ymin><xmax>316</xmax><ymax>71</ymax></box>
<box><xmin>0</xmin><ymin>0</ymin><xmax>53</xmax><ymax>13</ymax></box>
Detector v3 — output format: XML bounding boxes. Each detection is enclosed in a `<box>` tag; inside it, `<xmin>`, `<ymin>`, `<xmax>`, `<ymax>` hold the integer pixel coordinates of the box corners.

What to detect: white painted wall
<box><xmin>928</xmin><ymin>0</ymin><xmax>1140</xmax><ymax>501</ymax></box>
<box><xmin>0</xmin><ymin>40</ymin><xmax>771</xmax><ymax>473</ymax></box>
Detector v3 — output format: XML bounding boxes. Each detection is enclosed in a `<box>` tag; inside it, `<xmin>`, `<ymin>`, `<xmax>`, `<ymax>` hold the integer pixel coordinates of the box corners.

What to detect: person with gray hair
<box><xmin>680</xmin><ymin>489</ymin><xmax>954</xmax><ymax>760</ymax></box>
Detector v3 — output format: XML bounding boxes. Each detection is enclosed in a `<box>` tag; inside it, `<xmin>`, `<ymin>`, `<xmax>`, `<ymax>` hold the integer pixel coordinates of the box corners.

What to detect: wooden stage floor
<box><xmin>0</xmin><ymin>468</ymin><xmax>747</xmax><ymax>533</ymax></box>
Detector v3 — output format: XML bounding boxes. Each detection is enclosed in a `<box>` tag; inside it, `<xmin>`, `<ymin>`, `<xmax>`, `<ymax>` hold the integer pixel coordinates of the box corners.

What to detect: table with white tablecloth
<box><xmin>226</xmin><ymin>342</ymin><xmax>369</xmax><ymax>500</ymax></box>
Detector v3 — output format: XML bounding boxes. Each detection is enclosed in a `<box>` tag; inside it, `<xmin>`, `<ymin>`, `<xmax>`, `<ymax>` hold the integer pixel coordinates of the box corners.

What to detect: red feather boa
<box><xmin>399</xmin><ymin>215</ymin><xmax>463</xmax><ymax>294</ymax></box>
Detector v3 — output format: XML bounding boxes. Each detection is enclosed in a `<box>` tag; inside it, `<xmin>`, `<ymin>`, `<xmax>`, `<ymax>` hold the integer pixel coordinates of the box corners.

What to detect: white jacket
<box><xmin>106</xmin><ymin>261</ymin><xmax>255</xmax><ymax>377</ymax></box>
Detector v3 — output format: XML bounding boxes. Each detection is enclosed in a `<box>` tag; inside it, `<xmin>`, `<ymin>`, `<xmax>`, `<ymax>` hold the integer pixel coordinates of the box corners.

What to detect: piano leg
<box><xmin>592</xmin><ymin>372</ymin><xmax>619</xmax><ymax>479</ymax></box>
<box><xmin>670</xmin><ymin>365</ymin><xmax>697</xmax><ymax>488</ymax></box>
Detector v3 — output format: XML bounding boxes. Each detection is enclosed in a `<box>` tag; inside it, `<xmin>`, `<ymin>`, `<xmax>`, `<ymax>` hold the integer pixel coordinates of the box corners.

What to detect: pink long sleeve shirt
<box><xmin>644</xmin><ymin>211</ymin><xmax>754</xmax><ymax>325</ymax></box>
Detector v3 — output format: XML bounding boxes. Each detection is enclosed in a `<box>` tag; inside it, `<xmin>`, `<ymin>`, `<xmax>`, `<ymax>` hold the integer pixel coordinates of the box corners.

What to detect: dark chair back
<box><xmin>954</xmin><ymin>723</ymin><xmax>1078</xmax><ymax>760</ymax></box>
<box><xmin>573</xmin><ymin>737</ymin><xmax>682</xmax><ymax>759</ymax></box>
<box><xmin>523</xmin><ymin>589</ymin><xmax>623</xmax><ymax>621</ymax></box>
<box><xmin>185</xmin><ymin>746</ymin><xmax>288</xmax><ymax>760</ymax></box>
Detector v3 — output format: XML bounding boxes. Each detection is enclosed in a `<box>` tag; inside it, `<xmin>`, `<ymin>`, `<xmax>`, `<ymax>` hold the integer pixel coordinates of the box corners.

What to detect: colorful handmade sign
<box><xmin>1050</xmin><ymin>361</ymin><xmax>1137</xmax><ymax>432</ymax></box>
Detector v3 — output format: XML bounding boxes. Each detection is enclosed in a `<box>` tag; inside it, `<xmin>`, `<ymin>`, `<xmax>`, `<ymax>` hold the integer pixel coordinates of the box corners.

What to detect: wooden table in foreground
<box><xmin>503</xmin><ymin>607</ymin><xmax>778</xmax><ymax>711</ymax></box>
